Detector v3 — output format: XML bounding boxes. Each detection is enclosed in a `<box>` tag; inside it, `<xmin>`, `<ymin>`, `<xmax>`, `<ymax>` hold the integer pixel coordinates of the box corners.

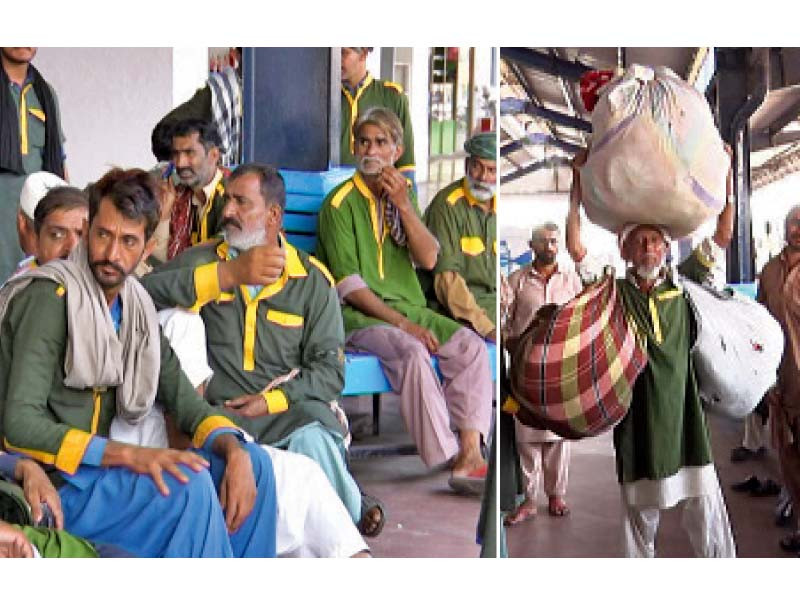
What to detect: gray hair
<box><xmin>531</xmin><ymin>222</ymin><xmax>560</xmax><ymax>242</ymax></box>
<box><xmin>354</xmin><ymin>107</ymin><xmax>404</xmax><ymax>147</ymax></box>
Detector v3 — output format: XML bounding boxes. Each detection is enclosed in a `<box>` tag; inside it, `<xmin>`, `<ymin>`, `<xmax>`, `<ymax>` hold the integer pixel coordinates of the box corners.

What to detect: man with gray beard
<box><xmin>502</xmin><ymin>223</ymin><xmax>582</xmax><ymax>523</ymax></box>
<box><xmin>423</xmin><ymin>131</ymin><xmax>497</xmax><ymax>343</ymax></box>
<box><xmin>318</xmin><ymin>107</ymin><xmax>492</xmax><ymax>494</ymax></box>
<box><xmin>141</xmin><ymin>163</ymin><xmax>385</xmax><ymax>540</ymax></box>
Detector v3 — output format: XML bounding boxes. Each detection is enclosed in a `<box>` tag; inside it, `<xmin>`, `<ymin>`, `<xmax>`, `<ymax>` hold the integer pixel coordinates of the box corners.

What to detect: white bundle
<box><xmin>581</xmin><ymin>65</ymin><xmax>729</xmax><ymax>239</ymax></box>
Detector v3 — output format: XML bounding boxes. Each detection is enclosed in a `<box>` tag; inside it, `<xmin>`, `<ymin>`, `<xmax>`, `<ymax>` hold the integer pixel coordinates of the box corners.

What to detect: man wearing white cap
<box><xmin>16</xmin><ymin>171</ymin><xmax>68</xmax><ymax>254</ymax></box>
<box><xmin>566</xmin><ymin>149</ymin><xmax>736</xmax><ymax>557</ymax></box>
<box><xmin>12</xmin><ymin>172</ymin><xmax>86</xmax><ymax>280</ymax></box>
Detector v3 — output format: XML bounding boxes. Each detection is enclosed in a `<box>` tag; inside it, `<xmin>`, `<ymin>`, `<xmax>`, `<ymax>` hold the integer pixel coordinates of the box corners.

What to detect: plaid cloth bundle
<box><xmin>508</xmin><ymin>272</ymin><xmax>648</xmax><ymax>439</ymax></box>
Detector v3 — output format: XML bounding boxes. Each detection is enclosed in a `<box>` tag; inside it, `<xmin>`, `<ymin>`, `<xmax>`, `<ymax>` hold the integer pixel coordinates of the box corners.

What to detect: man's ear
<box><xmin>393</xmin><ymin>143</ymin><xmax>404</xmax><ymax>163</ymax></box>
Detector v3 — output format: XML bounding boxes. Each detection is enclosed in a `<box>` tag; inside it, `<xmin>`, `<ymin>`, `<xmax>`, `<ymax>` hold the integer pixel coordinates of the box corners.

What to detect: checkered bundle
<box><xmin>509</xmin><ymin>273</ymin><xmax>648</xmax><ymax>439</ymax></box>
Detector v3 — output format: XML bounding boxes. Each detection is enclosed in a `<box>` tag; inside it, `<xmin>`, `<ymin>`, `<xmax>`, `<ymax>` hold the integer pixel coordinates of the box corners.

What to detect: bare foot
<box><xmin>504</xmin><ymin>501</ymin><xmax>537</xmax><ymax>526</ymax></box>
<box><xmin>548</xmin><ymin>496</ymin><xmax>570</xmax><ymax>517</ymax></box>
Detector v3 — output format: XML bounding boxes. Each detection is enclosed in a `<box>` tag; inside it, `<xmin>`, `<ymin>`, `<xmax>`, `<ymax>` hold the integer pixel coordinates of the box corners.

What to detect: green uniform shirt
<box><xmin>317</xmin><ymin>173</ymin><xmax>461</xmax><ymax>344</ymax></box>
<box><xmin>0</xmin><ymin>280</ymin><xmax>235</xmax><ymax>484</ymax></box>
<box><xmin>423</xmin><ymin>177</ymin><xmax>497</xmax><ymax>323</ymax></box>
<box><xmin>141</xmin><ymin>237</ymin><xmax>347</xmax><ymax>444</ymax></box>
<box><xmin>0</xmin><ymin>79</ymin><xmax>65</xmax><ymax>282</ymax></box>
<box><xmin>341</xmin><ymin>74</ymin><xmax>415</xmax><ymax>174</ymax></box>
<box><xmin>612</xmin><ymin>247</ymin><xmax>715</xmax><ymax>484</ymax></box>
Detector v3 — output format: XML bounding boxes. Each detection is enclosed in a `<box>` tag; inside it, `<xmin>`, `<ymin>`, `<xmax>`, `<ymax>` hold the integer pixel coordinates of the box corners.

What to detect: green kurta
<box><xmin>423</xmin><ymin>177</ymin><xmax>497</xmax><ymax>323</ymax></box>
<box><xmin>141</xmin><ymin>237</ymin><xmax>346</xmax><ymax>444</ymax></box>
<box><xmin>317</xmin><ymin>173</ymin><xmax>461</xmax><ymax>344</ymax></box>
<box><xmin>612</xmin><ymin>248</ymin><xmax>715</xmax><ymax>484</ymax></box>
<box><xmin>0</xmin><ymin>280</ymin><xmax>233</xmax><ymax>485</ymax></box>
<box><xmin>340</xmin><ymin>75</ymin><xmax>415</xmax><ymax>173</ymax></box>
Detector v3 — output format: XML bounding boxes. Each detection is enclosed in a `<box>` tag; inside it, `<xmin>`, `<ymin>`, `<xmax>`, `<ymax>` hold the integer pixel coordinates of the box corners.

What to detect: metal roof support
<box><xmin>500</xmin><ymin>156</ymin><xmax>571</xmax><ymax>185</ymax></box>
<box><xmin>500</xmin><ymin>98</ymin><xmax>592</xmax><ymax>132</ymax></box>
<box><xmin>501</xmin><ymin>48</ymin><xmax>592</xmax><ymax>81</ymax></box>
<box><xmin>715</xmin><ymin>47</ymin><xmax>768</xmax><ymax>283</ymax></box>
<box><xmin>501</xmin><ymin>133</ymin><xmax>583</xmax><ymax>156</ymax></box>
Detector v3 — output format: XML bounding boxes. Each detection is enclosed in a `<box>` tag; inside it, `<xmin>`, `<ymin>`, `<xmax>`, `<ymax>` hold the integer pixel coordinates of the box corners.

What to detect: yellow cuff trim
<box><xmin>261</xmin><ymin>389</ymin><xmax>289</xmax><ymax>414</ymax></box>
<box><xmin>55</xmin><ymin>285</ymin><xmax>65</xmax><ymax>297</ymax></box>
<box><xmin>192</xmin><ymin>415</ymin><xmax>239</xmax><ymax>448</ymax></box>
<box><xmin>461</xmin><ymin>237</ymin><xmax>486</xmax><ymax>256</ymax></box>
<box><xmin>4</xmin><ymin>429</ymin><xmax>93</xmax><ymax>476</ymax></box>
<box><xmin>502</xmin><ymin>397</ymin><xmax>520</xmax><ymax>414</ymax></box>
<box><xmin>266</xmin><ymin>309</ymin><xmax>303</xmax><ymax>327</ymax></box>
<box><xmin>191</xmin><ymin>262</ymin><xmax>221</xmax><ymax>313</ymax></box>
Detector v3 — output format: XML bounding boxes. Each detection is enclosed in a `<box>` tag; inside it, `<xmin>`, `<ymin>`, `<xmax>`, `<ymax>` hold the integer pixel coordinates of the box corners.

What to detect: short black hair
<box><xmin>151</xmin><ymin>120</ymin><xmax>175</xmax><ymax>162</ymax></box>
<box><xmin>33</xmin><ymin>186</ymin><xmax>88</xmax><ymax>235</ymax></box>
<box><xmin>171</xmin><ymin>118</ymin><xmax>222</xmax><ymax>153</ymax></box>
<box><xmin>228</xmin><ymin>163</ymin><xmax>286</xmax><ymax>210</ymax></box>
<box><xmin>87</xmin><ymin>168</ymin><xmax>161</xmax><ymax>240</ymax></box>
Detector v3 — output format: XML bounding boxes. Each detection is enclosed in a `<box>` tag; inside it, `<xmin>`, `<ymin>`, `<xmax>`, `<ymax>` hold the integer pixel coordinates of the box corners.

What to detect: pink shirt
<box><xmin>503</xmin><ymin>263</ymin><xmax>582</xmax><ymax>345</ymax></box>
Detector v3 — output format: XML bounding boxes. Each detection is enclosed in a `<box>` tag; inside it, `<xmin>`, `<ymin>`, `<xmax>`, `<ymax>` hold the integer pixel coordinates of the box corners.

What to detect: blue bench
<box><xmin>280</xmin><ymin>168</ymin><xmax>497</xmax><ymax>451</ymax></box>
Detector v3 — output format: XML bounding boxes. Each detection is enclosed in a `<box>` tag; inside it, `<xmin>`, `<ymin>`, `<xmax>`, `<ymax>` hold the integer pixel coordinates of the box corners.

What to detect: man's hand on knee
<box><xmin>102</xmin><ymin>442</ymin><xmax>210</xmax><ymax>496</ymax></box>
<box><xmin>213</xmin><ymin>435</ymin><xmax>257</xmax><ymax>534</ymax></box>
<box><xmin>398</xmin><ymin>318</ymin><xmax>439</xmax><ymax>354</ymax></box>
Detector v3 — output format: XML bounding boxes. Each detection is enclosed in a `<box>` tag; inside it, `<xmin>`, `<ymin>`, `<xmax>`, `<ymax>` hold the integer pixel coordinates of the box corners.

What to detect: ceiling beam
<box><xmin>501</xmin><ymin>48</ymin><xmax>592</xmax><ymax>81</ymax></box>
<box><xmin>500</xmin><ymin>98</ymin><xmax>592</xmax><ymax>132</ymax></box>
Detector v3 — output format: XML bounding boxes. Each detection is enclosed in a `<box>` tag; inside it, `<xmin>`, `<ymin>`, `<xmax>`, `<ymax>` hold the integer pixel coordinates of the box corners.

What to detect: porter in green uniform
<box><xmin>340</xmin><ymin>47</ymin><xmax>415</xmax><ymax>182</ymax></box>
<box><xmin>318</xmin><ymin>107</ymin><xmax>491</xmax><ymax>494</ymax></box>
<box><xmin>423</xmin><ymin>132</ymin><xmax>497</xmax><ymax>339</ymax></box>
<box><xmin>143</xmin><ymin>163</ymin><xmax>367</xmax><ymax>527</ymax></box>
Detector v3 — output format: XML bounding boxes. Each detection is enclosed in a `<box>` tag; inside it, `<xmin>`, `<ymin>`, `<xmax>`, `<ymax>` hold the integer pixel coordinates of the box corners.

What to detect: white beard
<box><xmin>635</xmin><ymin>264</ymin><xmax>662</xmax><ymax>280</ymax></box>
<box><xmin>225</xmin><ymin>227</ymin><xmax>266</xmax><ymax>251</ymax></box>
<box><xmin>466</xmin><ymin>176</ymin><xmax>495</xmax><ymax>201</ymax></box>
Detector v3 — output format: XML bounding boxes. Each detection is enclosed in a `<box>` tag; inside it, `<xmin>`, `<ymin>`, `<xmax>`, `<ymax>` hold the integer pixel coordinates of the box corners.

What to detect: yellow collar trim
<box><xmin>352</xmin><ymin>173</ymin><xmax>387</xmax><ymax>279</ymax></box>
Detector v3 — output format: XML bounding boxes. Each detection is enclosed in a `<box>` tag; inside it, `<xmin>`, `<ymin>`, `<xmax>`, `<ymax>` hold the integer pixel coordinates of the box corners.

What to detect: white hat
<box><xmin>617</xmin><ymin>223</ymin><xmax>671</xmax><ymax>254</ymax></box>
<box><xmin>19</xmin><ymin>172</ymin><xmax>68</xmax><ymax>220</ymax></box>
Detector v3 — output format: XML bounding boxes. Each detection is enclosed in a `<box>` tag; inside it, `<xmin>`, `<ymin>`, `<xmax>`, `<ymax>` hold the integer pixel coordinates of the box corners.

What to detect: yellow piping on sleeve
<box><xmin>192</xmin><ymin>415</ymin><xmax>239</xmax><ymax>448</ymax></box>
<box><xmin>308</xmin><ymin>256</ymin><xmax>335</xmax><ymax>286</ymax></box>
<box><xmin>330</xmin><ymin>181</ymin><xmax>354</xmax><ymax>209</ymax></box>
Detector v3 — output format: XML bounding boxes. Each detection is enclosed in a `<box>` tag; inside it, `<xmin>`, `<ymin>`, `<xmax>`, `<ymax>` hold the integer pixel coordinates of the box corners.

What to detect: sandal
<box><xmin>548</xmin><ymin>496</ymin><xmax>570</xmax><ymax>517</ymax></box>
<box><xmin>503</xmin><ymin>503</ymin><xmax>537</xmax><ymax>526</ymax></box>
<box><xmin>448</xmin><ymin>463</ymin><xmax>488</xmax><ymax>496</ymax></box>
<box><xmin>358</xmin><ymin>493</ymin><xmax>386</xmax><ymax>538</ymax></box>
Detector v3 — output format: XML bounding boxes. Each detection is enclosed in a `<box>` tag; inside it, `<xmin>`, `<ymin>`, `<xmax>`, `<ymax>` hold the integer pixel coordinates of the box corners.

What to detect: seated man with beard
<box><xmin>317</xmin><ymin>107</ymin><xmax>492</xmax><ymax>494</ymax></box>
<box><xmin>422</xmin><ymin>131</ymin><xmax>497</xmax><ymax>343</ymax></box>
<box><xmin>141</xmin><ymin>162</ymin><xmax>382</xmax><ymax>548</ymax></box>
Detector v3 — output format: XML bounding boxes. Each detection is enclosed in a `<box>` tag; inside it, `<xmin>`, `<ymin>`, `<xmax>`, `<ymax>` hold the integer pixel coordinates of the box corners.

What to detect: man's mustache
<box><xmin>90</xmin><ymin>260</ymin><xmax>125</xmax><ymax>276</ymax></box>
<box><xmin>221</xmin><ymin>217</ymin><xmax>242</xmax><ymax>231</ymax></box>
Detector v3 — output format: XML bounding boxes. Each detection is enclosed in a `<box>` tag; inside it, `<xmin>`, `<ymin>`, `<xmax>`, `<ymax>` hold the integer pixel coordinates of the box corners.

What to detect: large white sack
<box><xmin>581</xmin><ymin>65</ymin><xmax>729</xmax><ymax>239</ymax></box>
<box><xmin>682</xmin><ymin>278</ymin><xmax>783</xmax><ymax>419</ymax></box>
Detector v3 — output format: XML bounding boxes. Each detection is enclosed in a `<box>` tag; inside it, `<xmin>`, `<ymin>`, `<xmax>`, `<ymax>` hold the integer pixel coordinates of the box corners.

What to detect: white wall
<box><xmin>411</xmin><ymin>47</ymin><xmax>430</xmax><ymax>183</ymax></box>
<box><xmin>34</xmin><ymin>47</ymin><xmax>175</xmax><ymax>189</ymax></box>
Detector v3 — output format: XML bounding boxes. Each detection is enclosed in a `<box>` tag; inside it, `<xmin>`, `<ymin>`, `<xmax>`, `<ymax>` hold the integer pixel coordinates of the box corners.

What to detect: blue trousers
<box><xmin>59</xmin><ymin>442</ymin><xmax>276</xmax><ymax>558</ymax></box>
<box><xmin>279</xmin><ymin>422</ymin><xmax>362</xmax><ymax>523</ymax></box>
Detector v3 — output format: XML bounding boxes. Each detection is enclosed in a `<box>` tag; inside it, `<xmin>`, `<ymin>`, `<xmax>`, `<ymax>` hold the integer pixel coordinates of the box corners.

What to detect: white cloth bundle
<box><xmin>682</xmin><ymin>278</ymin><xmax>784</xmax><ymax>419</ymax></box>
<box><xmin>581</xmin><ymin>64</ymin><xmax>729</xmax><ymax>239</ymax></box>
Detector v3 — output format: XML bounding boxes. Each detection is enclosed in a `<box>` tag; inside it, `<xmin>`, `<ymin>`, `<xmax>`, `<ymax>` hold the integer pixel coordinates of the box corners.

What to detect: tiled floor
<box><xmin>347</xmin><ymin>395</ymin><xmax>485</xmax><ymax>558</ymax></box>
<box><xmin>506</xmin><ymin>413</ymin><xmax>794</xmax><ymax>558</ymax></box>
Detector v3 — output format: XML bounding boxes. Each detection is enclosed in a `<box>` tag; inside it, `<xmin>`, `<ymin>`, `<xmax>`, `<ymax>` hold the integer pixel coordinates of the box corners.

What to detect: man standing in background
<box><xmin>0</xmin><ymin>47</ymin><xmax>67</xmax><ymax>283</ymax></box>
<box><xmin>340</xmin><ymin>47</ymin><xmax>416</xmax><ymax>186</ymax></box>
<box><xmin>502</xmin><ymin>223</ymin><xmax>581</xmax><ymax>523</ymax></box>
